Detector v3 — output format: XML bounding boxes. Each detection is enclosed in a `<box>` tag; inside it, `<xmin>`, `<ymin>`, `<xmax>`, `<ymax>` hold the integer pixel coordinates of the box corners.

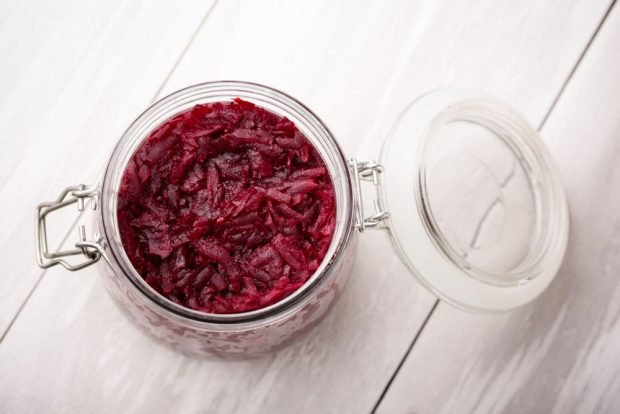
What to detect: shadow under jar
<box><xmin>35</xmin><ymin>82</ymin><xmax>569</xmax><ymax>359</ymax></box>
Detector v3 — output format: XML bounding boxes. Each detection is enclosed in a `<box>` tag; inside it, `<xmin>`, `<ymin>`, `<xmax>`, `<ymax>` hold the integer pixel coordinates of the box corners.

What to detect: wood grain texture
<box><xmin>376</xmin><ymin>4</ymin><xmax>620</xmax><ymax>414</ymax></box>
<box><xmin>0</xmin><ymin>0</ymin><xmax>215</xmax><ymax>336</ymax></box>
<box><xmin>0</xmin><ymin>0</ymin><xmax>614</xmax><ymax>413</ymax></box>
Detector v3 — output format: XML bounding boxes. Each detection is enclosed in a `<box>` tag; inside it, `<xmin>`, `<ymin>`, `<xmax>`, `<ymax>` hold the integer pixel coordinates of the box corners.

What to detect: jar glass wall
<box><xmin>95</xmin><ymin>82</ymin><xmax>357</xmax><ymax>358</ymax></box>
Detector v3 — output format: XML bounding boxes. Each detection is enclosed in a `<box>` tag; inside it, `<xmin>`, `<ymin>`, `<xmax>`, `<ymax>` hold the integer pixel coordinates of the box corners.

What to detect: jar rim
<box><xmin>99</xmin><ymin>81</ymin><xmax>355</xmax><ymax>324</ymax></box>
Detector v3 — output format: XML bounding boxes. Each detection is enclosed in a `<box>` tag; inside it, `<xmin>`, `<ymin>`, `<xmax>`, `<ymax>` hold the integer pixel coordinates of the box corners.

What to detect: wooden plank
<box><xmin>0</xmin><ymin>0</ymin><xmax>612</xmax><ymax>413</ymax></box>
<box><xmin>0</xmin><ymin>0</ymin><xmax>215</xmax><ymax>336</ymax></box>
<box><xmin>376</xmin><ymin>4</ymin><xmax>620</xmax><ymax>414</ymax></box>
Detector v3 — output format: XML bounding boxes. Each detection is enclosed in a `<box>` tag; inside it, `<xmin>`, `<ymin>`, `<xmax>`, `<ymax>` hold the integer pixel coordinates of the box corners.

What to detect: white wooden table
<box><xmin>1</xmin><ymin>1</ymin><xmax>619</xmax><ymax>412</ymax></box>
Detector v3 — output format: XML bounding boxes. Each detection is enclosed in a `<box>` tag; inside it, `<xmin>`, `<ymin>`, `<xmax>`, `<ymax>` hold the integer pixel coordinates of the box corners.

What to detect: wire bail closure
<box><xmin>35</xmin><ymin>184</ymin><xmax>103</xmax><ymax>271</ymax></box>
<box><xmin>350</xmin><ymin>158</ymin><xmax>390</xmax><ymax>231</ymax></box>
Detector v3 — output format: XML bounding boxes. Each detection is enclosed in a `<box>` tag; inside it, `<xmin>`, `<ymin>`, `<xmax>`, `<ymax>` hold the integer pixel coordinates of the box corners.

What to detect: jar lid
<box><xmin>379</xmin><ymin>88</ymin><xmax>569</xmax><ymax>312</ymax></box>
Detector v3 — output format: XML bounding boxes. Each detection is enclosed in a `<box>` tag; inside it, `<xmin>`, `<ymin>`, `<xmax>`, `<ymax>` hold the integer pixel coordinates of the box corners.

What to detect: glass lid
<box><xmin>379</xmin><ymin>88</ymin><xmax>569</xmax><ymax>312</ymax></box>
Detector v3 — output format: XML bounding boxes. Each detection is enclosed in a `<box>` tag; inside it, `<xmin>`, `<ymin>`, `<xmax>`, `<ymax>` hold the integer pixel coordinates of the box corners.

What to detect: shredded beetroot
<box><xmin>117</xmin><ymin>99</ymin><xmax>336</xmax><ymax>314</ymax></box>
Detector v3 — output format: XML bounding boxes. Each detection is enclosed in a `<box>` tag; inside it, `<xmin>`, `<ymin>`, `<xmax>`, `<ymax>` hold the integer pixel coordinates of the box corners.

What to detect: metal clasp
<box><xmin>35</xmin><ymin>184</ymin><xmax>103</xmax><ymax>271</ymax></box>
<box><xmin>350</xmin><ymin>158</ymin><xmax>391</xmax><ymax>231</ymax></box>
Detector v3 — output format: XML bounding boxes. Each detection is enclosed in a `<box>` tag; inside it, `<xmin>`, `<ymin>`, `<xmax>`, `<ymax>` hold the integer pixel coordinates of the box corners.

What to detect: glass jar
<box><xmin>35</xmin><ymin>82</ymin><xmax>569</xmax><ymax>358</ymax></box>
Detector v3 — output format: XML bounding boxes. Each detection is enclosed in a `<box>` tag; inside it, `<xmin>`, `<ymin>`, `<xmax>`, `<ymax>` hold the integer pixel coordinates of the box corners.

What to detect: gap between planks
<box><xmin>371</xmin><ymin>300</ymin><xmax>440</xmax><ymax>413</ymax></box>
<box><xmin>537</xmin><ymin>0</ymin><xmax>617</xmax><ymax>130</ymax></box>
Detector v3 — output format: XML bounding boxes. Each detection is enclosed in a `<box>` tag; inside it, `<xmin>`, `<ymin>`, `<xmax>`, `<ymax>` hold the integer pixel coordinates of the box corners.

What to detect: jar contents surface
<box><xmin>117</xmin><ymin>99</ymin><xmax>336</xmax><ymax>314</ymax></box>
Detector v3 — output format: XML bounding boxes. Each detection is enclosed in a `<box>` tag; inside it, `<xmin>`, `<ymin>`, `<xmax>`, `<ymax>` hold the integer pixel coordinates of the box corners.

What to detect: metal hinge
<box><xmin>350</xmin><ymin>158</ymin><xmax>390</xmax><ymax>231</ymax></box>
<box><xmin>35</xmin><ymin>184</ymin><xmax>103</xmax><ymax>271</ymax></box>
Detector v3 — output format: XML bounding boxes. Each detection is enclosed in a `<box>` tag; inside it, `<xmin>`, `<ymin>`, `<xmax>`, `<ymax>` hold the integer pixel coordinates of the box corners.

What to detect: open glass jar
<box><xmin>35</xmin><ymin>81</ymin><xmax>569</xmax><ymax>358</ymax></box>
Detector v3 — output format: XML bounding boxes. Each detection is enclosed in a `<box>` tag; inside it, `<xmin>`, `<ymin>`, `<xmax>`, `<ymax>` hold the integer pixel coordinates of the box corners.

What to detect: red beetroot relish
<box><xmin>117</xmin><ymin>99</ymin><xmax>336</xmax><ymax>314</ymax></box>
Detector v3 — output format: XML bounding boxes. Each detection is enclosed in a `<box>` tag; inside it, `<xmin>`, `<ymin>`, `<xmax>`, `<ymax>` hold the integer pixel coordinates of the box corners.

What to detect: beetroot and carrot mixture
<box><xmin>117</xmin><ymin>99</ymin><xmax>336</xmax><ymax>314</ymax></box>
